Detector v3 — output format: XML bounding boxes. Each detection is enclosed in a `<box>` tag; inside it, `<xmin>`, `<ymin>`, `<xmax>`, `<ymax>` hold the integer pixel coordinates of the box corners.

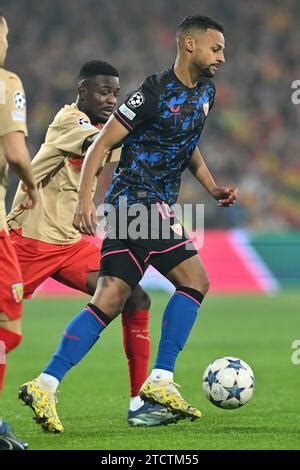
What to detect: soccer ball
<box><xmin>202</xmin><ymin>357</ymin><xmax>255</xmax><ymax>409</ymax></box>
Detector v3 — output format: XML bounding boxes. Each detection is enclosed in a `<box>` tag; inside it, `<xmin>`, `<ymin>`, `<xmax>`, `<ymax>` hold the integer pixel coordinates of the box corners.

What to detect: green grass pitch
<box><xmin>3</xmin><ymin>291</ymin><xmax>300</xmax><ymax>450</ymax></box>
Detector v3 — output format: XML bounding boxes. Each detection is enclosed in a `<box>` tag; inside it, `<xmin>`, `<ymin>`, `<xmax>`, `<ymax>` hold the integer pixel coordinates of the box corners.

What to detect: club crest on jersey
<box><xmin>203</xmin><ymin>101</ymin><xmax>209</xmax><ymax>116</ymax></box>
<box><xmin>11</xmin><ymin>283</ymin><xmax>23</xmax><ymax>303</ymax></box>
<box><xmin>13</xmin><ymin>91</ymin><xmax>26</xmax><ymax>111</ymax></box>
<box><xmin>128</xmin><ymin>91</ymin><xmax>144</xmax><ymax>108</ymax></box>
<box><xmin>78</xmin><ymin>117</ymin><xmax>93</xmax><ymax>130</ymax></box>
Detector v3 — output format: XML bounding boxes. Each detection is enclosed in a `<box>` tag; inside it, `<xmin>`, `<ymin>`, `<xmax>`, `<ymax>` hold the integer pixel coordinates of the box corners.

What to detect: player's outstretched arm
<box><xmin>73</xmin><ymin>116</ymin><xmax>129</xmax><ymax>235</ymax></box>
<box><xmin>188</xmin><ymin>146</ymin><xmax>238</xmax><ymax>207</ymax></box>
<box><xmin>3</xmin><ymin>131</ymin><xmax>37</xmax><ymax>209</ymax></box>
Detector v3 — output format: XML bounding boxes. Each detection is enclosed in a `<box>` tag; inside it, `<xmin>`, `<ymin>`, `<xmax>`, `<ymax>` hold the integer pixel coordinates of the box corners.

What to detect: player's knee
<box><xmin>142</xmin><ymin>291</ymin><xmax>151</xmax><ymax>310</ymax></box>
<box><xmin>195</xmin><ymin>270</ymin><xmax>210</xmax><ymax>295</ymax></box>
<box><xmin>0</xmin><ymin>314</ymin><xmax>22</xmax><ymax>334</ymax></box>
<box><xmin>0</xmin><ymin>299</ymin><xmax>22</xmax><ymax>327</ymax></box>
<box><xmin>113</xmin><ymin>286</ymin><xmax>132</xmax><ymax>312</ymax></box>
<box><xmin>101</xmin><ymin>292</ymin><xmax>130</xmax><ymax>316</ymax></box>
<box><xmin>201</xmin><ymin>275</ymin><xmax>210</xmax><ymax>295</ymax></box>
<box><xmin>183</xmin><ymin>273</ymin><xmax>209</xmax><ymax>296</ymax></box>
<box><xmin>85</xmin><ymin>271</ymin><xmax>99</xmax><ymax>296</ymax></box>
<box><xmin>92</xmin><ymin>277</ymin><xmax>132</xmax><ymax>316</ymax></box>
<box><xmin>124</xmin><ymin>285</ymin><xmax>151</xmax><ymax>313</ymax></box>
<box><xmin>133</xmin><ymin>286</ymin><xmax>151</xmax><ymax>310</ymax></box>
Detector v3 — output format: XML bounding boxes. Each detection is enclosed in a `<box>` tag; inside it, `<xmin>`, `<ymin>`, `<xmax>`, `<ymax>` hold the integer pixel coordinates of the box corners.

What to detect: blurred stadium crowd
<box><xmin>3</xmin><ymin>0</ymin><xmax>300</xmax><ymax>229</ymax></box>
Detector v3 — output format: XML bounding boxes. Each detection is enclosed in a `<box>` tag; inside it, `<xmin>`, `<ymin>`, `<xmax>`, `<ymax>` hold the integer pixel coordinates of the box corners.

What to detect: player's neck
<box><xmin>173</xmin><ymin>60</ymin><xmax>199</xmax><ymax>88</ymax></box>
<box><xmin>76</xmin><ymin>99</ymin><xmax>98</xmax><ymax>126</ymax></box>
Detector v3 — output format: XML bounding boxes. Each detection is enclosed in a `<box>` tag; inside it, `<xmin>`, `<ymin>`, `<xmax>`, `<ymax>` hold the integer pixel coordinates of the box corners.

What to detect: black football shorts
<box><xmin>99</xmin><ymin>203</ymin><xmax>198</xmax><ymax>289</ymax></box>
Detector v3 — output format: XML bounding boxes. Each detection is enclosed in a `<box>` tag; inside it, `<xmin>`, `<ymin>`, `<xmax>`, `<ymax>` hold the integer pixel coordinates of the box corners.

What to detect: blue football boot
<box><xmin>128</xmin><ymin>402</ymin><xmax>182</xmax><ymax>426</ymax></box>
<box><xmin>0</xmin><ymin>420</ymin><xmax>28</xmax><ymax>450</ymax></box>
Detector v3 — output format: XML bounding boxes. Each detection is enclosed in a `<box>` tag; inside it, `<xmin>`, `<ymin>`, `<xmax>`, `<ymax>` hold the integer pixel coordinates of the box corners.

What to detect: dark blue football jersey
<box><xmin>105</xmin><ymin>68</ymin><xmax>215</xmax><ymax>208</ymax></box>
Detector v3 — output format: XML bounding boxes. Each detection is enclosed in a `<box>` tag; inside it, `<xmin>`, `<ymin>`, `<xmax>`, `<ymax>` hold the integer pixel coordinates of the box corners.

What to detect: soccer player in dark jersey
<box><xmin>50</xmin><ymin>15</ymin><xmax>238</xmax><ymax>421</ymax></box>
<box><xmin>14</xmin><ymin>61</ymin><xmax>176</xmax><ymax>431</ymax></box>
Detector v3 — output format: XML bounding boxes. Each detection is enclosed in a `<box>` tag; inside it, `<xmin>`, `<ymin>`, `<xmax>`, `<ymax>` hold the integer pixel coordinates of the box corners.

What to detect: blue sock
<box><xmin>43</xmin><ymin>304</ymin><xmax>111</xmax><ymax>382</ymax></box>
<box><xmin>154</xmin><ymin>288</ymin><xmax>204</xmax><ymax>373</ymax></box>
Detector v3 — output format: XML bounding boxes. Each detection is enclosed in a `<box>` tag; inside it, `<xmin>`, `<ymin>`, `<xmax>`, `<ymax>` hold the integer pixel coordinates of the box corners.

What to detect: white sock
<box><xmin>150</xmin><ymin>369</ymin><xmax>174</xmax><ymax>381</ymax></box>
<box><xmin>129</xmin><ymin>396</ymin><xmax>144</xmax><ymax>411</ymax></box>
<box><xmin>37</xmin><ymin>373</ymin><xmax>59</xmax><ymax>393</ymax></box>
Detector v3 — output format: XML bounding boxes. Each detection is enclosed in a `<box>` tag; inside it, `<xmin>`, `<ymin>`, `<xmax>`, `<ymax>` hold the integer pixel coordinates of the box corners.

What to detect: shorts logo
<box><xmin>170</xmin><ymin>223</ymin><xmax>183</xmax><ymax>237</ymax></box>
<box><xmin>78</xmin><ymin>117</ymin><xmax>94</xmax><ymax>130</ymax></box>
<box><xmin>11</xmin><ymin>283</ymin><xmax>23</xmax><ymax>303</ymax></box>
<box><xmin>128</xmin><ymin>91</ymin><xmax>144</xmax><ymax>108</ymax></box>
<box><xmin>13</xmin><ymin>91</ymin><xmax>26</xmax><ymax>110</ymax></box>
<box><xmin>119</xmin><ymin>103</ymin><xmax>136</xmax><ymax>120</ymax></box>
<box><xmin>203</xmin><ymin>101</ymin><xmax>209</xmax><ymax>116</ymax></box>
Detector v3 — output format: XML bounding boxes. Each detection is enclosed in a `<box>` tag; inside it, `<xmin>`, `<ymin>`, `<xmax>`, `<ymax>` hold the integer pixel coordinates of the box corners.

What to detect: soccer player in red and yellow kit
<box><xmin>7</xmin><ymin>61</ymin><xmax>176</xmax><ymax>432</ymax></box>
<box><xmin>0</xmin><ymin>13</ymin><xmax>37</xmax><ymax>450</ymax></box>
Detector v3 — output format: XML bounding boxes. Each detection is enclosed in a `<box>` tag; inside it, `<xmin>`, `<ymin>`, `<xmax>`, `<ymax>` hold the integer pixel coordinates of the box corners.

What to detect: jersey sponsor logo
<box><xmin>11</xmin><ymin>283</ymin><xmax>23</xmax><ymax>303</ymax></box>
<box><xmin>78</xmin><ymin>117</ymin><xmax>94</xmax><ymax>130</ymax></box>
<box><xmin>203</xmin><ymin>101</ymin><xmax>209</xmax><ymax>116</ymax></box>
<box><xmin>167</xmin><ymin>104</ymin><xmax>181</xmax><ymax>114</ymax></box>
<box><xmin>127</xmin><ymin>91</ymin><xmax>144</xmax><ymax>108</ymax></box>
<box><xmin>119</xmin><ymin>103</ymin><xmax>136</xmax><ymax>120</ymax></box>
<box><xmin>11</xmin><ymin>111</ymin><xmax>26</xmax><ymax>122</ymax></box>
<box><xmin>13</xmin><ymin>91</ymin><xmax>26</xmax><ymax>110</ymax></box>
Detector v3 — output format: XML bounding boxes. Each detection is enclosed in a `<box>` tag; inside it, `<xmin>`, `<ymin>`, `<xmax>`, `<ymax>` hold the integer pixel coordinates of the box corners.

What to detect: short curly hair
<box><xmin>79</xmin><ymin>60</ymin><xmax>119</xmax><ymax>80</ymax></box>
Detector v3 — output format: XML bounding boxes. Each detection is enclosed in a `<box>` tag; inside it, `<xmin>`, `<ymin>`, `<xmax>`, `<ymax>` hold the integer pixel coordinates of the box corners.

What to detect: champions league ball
<box><xmin>203</xmin><ymin>357</ymin><xmax>255</xmax><ymax>409</ymax></box>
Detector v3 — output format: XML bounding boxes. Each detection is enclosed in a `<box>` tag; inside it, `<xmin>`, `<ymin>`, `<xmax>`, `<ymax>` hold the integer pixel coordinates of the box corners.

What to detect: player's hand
<box><xmin>210</xmin><ymin>186</ymin><xmax>238</xmax><ymax>207</ymax></box>
<box><xmin>20</xmin><ymin>183</ymin><xmax>38</xmax><ymax>210</ymax></box>
<box><xmin>73</xmin><ymin>196</ymin><xmax>99</xmax><ymax>236</ymax></box>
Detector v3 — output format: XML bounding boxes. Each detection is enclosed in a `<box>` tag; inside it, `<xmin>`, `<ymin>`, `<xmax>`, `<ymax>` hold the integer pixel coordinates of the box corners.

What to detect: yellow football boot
<box><xmin>18</xmin><ymin>379</ymin><xmax>64</xmax><ymax>433</ymax></box>
<box><xmin>140</xmin><ymin>377</ymin><xmax>201</xmax><ymax>421</ymax></box>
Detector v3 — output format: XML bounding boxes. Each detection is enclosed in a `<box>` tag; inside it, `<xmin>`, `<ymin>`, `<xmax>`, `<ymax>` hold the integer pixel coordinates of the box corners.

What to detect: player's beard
<box><xmin>194</xmin><ymin>60</ymin><xmax>215</xmax><ymax>78</ymax></box>
<box><xmin>90</xmin><ymin>114</ymin><xmax>107</xmax><ymax>125</ymax></box>
<box><xmin>200</xmin><ymin>66</ymin><xmax>215</xmax><ymax>78</ymax></box>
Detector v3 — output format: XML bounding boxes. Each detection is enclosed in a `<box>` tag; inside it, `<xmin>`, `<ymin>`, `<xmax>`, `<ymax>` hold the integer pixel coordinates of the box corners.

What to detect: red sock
<box><xmin>0</xmin><ymin>328</ymin><xmax>22</xmax><ymax>395</ymax></box>
<box><xmin>121</xmin><ymin>310</ymin><xmax>150</xmax><ymax>397</ymax></box>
